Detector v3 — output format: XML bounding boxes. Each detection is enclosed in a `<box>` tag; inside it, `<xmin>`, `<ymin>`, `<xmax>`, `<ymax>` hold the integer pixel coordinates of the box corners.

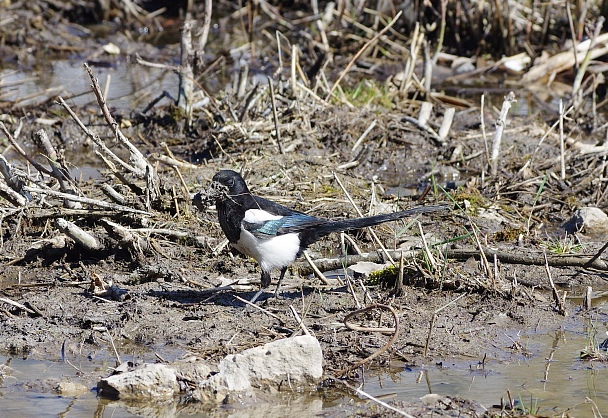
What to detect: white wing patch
<box><xmin>243</xmin><ymin>209</ymin><xmax>283</xmax><ymax>223</ymax></box>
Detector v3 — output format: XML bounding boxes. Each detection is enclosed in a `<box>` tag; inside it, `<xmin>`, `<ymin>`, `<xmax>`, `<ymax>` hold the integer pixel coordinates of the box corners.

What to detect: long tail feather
<box><xmin>310</xmin><ymin>204</ymin><xmax>448</xmax><ymax>238</ymax></box>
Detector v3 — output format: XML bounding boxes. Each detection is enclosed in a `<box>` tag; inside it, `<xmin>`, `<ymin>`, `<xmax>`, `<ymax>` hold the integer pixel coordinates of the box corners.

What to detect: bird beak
<box><xmin>192</xmin><ymin>181</ymin><xmax>229</xmax><ymax>211</ymax></box>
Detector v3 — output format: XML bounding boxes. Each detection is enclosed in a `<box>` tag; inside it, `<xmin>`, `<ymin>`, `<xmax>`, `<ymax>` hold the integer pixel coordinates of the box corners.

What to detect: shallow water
<box><xmin>0</xmin><ymin>358</ymin><xmax>100</xmax><ymax>417</ymax></box>
<box><xmin>1</xmin><ymin>319</ymin><xmax>606</xmax><ymax>417</ymax></box>
<box><xmin>358</xmin><ymin>326</ymin><xmax>608</xmax><ymax>415</ymax></box>
<box><xmin>1</xmin><ymin>60</ymin><xmax>179</xmax><ymax>111</ymax></box>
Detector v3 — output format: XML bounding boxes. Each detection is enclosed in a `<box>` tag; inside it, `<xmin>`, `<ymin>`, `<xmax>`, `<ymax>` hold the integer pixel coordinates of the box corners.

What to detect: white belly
<box><xmin>234</xmin><ymin>230</ymin><xmax>300</xmax><ymax>272</ymax></box>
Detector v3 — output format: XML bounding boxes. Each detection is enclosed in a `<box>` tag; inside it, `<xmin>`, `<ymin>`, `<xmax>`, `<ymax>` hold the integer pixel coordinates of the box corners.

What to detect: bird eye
<box><xmin>227</xmin><ymin>178</ymin><xmax>235</xmax><ymax>187</ymax></box>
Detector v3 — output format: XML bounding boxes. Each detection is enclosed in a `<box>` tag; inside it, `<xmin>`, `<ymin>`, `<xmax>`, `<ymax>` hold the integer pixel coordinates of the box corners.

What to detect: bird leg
<box><xmin>273</xmin><ymin>266</ymin><xmax>288</xmax><ymax>298</ymax></box>
<box><xmin>248</xmin><ymin>288</ymin><xmax>264</xmax><ymax>305</ymax></box>
<box><xmin>248</xmin><ymin>268</ymin><xmax>287</xmax><ymax>305</ymax></box>
<box><xmin>260</xmin><ymin>270</ymin><xmax>272</xmax><ymax>288</ymax></box>
<box><xmin>248</xmin><ymin>270</ymin><xmax>272</xmax><ymax>305</ymax></box>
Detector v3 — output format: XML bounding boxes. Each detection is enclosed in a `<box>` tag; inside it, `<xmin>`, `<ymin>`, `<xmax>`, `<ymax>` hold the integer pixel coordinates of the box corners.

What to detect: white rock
<box><xmin>97</xmin><ymin>336</ymin><xmax>324</xmax><ymax>404</ymax></box>
<box><xmin>220</xmin><ymin>334</ymin><xmax>322</xmax><ymax>389</ymax></box>
<box><xmin>421</xmin><ymin>393</ymin><xmax>456</xmax><ymax>408</ymax></box>
<box><xmin>421</xmin><ymin>393</ymin><xmax>443</xmax><ymax>406</ymax></box>
<box><xmin>564</xmin><ymin>207</ymin><xmax>608</xmax><ymax>233</ymax></box>
<box><xmin>102</xmin><ymin>43</ymin><xmax>120</xmax><ymax>55</ymax></box>
<box><xmin>98</xmin><ymin>363</ymin><xmax>180</xmax><ymax>399</ymax></box>
<box><xmin>477</xmin><ymin>206</ymin><xmax>509</xmax><ymax>230</ymax></box>
<box><xmin>54</xmin><ymin>379</ymin><xmax>89</xmax><ymax>396</ymax></box>
<box><xmin>349</xmin><ymin>261</ymin><xmax>388</xmax><ymax>276</ymax></box>
<box><xmin>196</xmin><ymin>335</ymin><xmax>323</xmax><ymax>402</ymax></box>
<box><xmin>97</xmin><ymin>357</ymin><xmax>212</xmax><ymax>400</ymax></box>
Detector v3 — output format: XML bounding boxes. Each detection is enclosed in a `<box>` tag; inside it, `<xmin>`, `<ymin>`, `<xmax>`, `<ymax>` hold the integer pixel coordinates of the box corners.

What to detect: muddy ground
<box><xmin>2</xmin><ymin>1</ymin><xmax>608</xmax><ymax>417</ymax></box>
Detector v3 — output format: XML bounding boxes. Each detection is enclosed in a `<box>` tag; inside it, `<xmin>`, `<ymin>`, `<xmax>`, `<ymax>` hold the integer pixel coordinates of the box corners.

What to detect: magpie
<box><xmin>206</xmin><ymin>169</ymin><xmax>447</xmax><ymax>302</ymax></box>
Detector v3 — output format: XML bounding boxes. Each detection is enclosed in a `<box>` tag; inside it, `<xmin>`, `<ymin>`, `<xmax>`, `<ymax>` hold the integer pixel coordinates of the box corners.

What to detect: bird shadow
<box><xmin>147</xmin><ymin>285</ymin><xmax>319</xmax><ymax>308</ymax></box>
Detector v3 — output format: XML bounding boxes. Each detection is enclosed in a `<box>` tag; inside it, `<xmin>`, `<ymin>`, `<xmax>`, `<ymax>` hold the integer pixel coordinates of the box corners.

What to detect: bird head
<box><xmin>192</xmin><ymin>170</ymin><xmax>248</xmax><ymax>211</ymax></box>
<box><xmin>212</xmin><ymin>170</ymin><xmax>250</xmax><ymax>198</ymax></box>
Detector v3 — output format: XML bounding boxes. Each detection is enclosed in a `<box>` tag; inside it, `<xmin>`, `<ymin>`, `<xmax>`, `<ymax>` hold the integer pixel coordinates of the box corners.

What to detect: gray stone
<box><xmin>97</xmin><ymin>357</ymin><xmax>212</xmax><ymax>400</ymax></box>
<box><xmin>97</xmin><ymin>336</ymin><xmax>323</xmax><ymax>404</ymax></box>
<box><xmin>564</xmin><ymin>207</ymin><xmax>608</xmax><ymax>233</ymax></box>
<box><xmin>195</xmin><ymin>335</ymin><xmax>323</xmax><ymax>402</ymax></box>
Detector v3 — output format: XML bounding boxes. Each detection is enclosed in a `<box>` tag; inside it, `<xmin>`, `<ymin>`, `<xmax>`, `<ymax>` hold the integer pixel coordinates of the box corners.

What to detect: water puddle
<box><xmin>1</xmin><ymin>320</ymin><xmax>606</xmax><ymax>416</ymax></box>
<box><xmin>353</xmin><ymin>324</ymin><xmax>608</xmax><ymax>415</ymax></box>
<box><xmin>1</xmin><ymin>60</ymin><xmax>179</xmax><ymax>111</ymax></box>
<box><xmin>437</xmin><ymin>84</ymin><xmax>563</xmax><ymax>117</ymax></box>
<box><xmin>0</xmin><ymin>357</ymin><xmax>100</xmax><ymax>417</ymax></box>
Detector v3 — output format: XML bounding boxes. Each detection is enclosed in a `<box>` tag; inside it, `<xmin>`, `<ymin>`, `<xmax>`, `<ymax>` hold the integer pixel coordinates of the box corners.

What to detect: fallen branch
<box><xmin>124</xmin><ymin>227</ymin><xmax>207</xmax><ymax>247</ymax></box>
<box><xmin>6</xmin><ymin>235</ymin><xmax>69</xmax><ymax>266</ymax></box>
<box><xmin>56</xmin><ymin>218</ymin><xmax>101</xmax><ymax>251</ymax></box>
<box><xmin>445</xmin><ymin>247</ymin><xmax>608</xmax><ymax>272</ymax></box>
<box><xmin>0</xmin><ymin>296</ymin><xmax>39</xmax><ymax>316</ymax></box>
<box><xmin>24</xmin><ymin>186</ymin><xmax>150</xmax><ymax>215</ymax></box>
<box><xmin>292</xmin><ymin>249</ymin><xmax>423</xmax><ymax>277</ymax></box>
<box><xmin>99</xmin><ymin>219</ymin><xmax>148</xmax><ymax>263</ymax></box>
<box><xmin>0</xmin><ymin>177</ymin><xmax>27</xmax><ymax>207</ymax></box>
<box><xmin>522</xmin><ymin>32</ymin><xmax>608</xmax><ymax>84</ymax></box>
<box><xmin>27</xmin><ymin>209</ymin><xmax>122</xmax><ymax>220</ymax></box>
<box><xmin>292</xmin><ymin>247</ymin><xmax>608</xmax><ymax>279</ymax></box>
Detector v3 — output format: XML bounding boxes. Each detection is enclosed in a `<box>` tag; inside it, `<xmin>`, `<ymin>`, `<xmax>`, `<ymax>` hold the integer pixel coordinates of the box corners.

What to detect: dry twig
<box><xmin>325</xmin><ymin>11</ymin><xmax>402</xmax><ymax>102</ymax></box>
<box><xmin>543</xmin><ymin>252</ymin><xmax>568</xmax><ymax>316</ymax></box>
<box><xmin>490</xmin><ymin>91</ymin><xmax>516</xmax><ymax>177</ymax></box>
<box><xmin>338</xmin><ymin>304</ymin><xmax>399</xmax><ymax>376</ymax></box>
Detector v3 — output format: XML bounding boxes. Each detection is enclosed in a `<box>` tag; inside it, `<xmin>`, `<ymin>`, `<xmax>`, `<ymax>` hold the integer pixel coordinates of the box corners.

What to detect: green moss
<box><xmin>494</xmin><ymin>226</ymin><xmax>526</xmax><ymax>242</ymax></box>
<box><xmin>368</xmin><ymin>264</ymin><xmax>399</xmax><ymax>287</ymax></box>
<box><xmin>321</xmin><ymin>184</ymin><xmax>340</xmax><ymax>195</ymax></box>
<box><xmin>340</xmin><ymin>80</ymin><xmax>395</xmax><ymax>109</ymax></box>
<box><xmin>450</xmin><ymin>187</ymin><xmax>487</xmax><ymax>213</ymax></box>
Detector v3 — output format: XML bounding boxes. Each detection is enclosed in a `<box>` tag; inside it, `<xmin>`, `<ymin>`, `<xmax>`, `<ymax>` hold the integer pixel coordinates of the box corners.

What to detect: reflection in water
<box><xmin>359</xmin><ymin>326</ymin><xmax>608</xmax><ymax>415</ymax></box>
<box><xmin>0</xmin><ymin>355</ymin><xmax>324</xmax><ymax>417</ymax></box>
<box><xmin>1</xmin><ymin>60</ymin><xmax>179</xmax><ymax>111</ymax></box>
<box><xmin>1</xmin><ymin>325</ymin><xmax>607</xmax><ymax>416</ymax></box>
<box><xmin>97</xmin><ymin>395</ymin><xmax>323</xmax><ymax>418</ymax></box>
